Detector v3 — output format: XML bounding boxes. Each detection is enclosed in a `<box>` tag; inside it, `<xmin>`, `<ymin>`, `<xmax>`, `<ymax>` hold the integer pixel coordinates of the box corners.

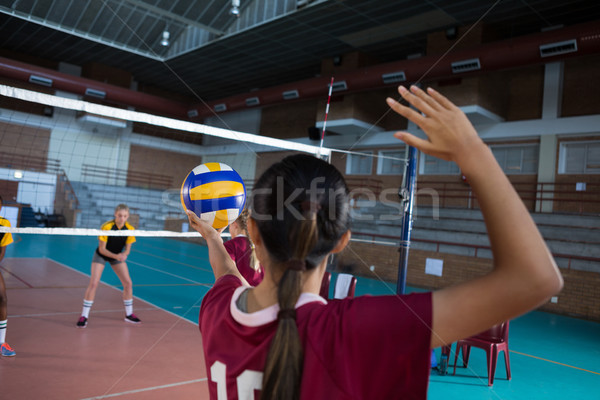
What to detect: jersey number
<box><xmin>211</xmin><ymin>361</ymin><xmax>263</xmax><ymax>400</ymax></box>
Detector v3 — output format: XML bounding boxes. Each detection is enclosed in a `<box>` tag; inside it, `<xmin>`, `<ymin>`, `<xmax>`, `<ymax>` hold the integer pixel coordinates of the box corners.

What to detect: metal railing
<box><xmin>351</xmin><ymin>231</ymin><xmax>600</xmax><ymax>269</ymax></box>
<box><xmin>81</xmin><ymin>164</ymin><xmax>173</xmax><ymax>189</ymax></box>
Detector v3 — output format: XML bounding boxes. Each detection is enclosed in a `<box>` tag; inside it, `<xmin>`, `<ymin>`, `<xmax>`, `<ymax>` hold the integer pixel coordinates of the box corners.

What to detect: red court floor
<box><xmin>0</xmin><ymin>258</ymin><xmax>209</xmax><ymax>400</ymax></box>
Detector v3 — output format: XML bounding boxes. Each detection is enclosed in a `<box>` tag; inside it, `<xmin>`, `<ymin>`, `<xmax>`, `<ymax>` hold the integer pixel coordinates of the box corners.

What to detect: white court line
<box><xmin>132</xmin><ymin>248</ymin><xmax>211</xmax><ymax>272</ymax></box>
<box><xmin>10</xmin><ymin>307</ymin><xmax>157</xmax><ymax>319</ymax></box>
<box><xmin>45</xmin><ymin>257</ymin><xmax>201</xmax><ymax>325</ymax></box>
<box><xmin>80</xmin><ymin>378</ymin><xmax>208</xmax><ymax>400</ymax></box>
<box><xmin>126</xmin><ymin>259</ymin><xmax>207</xmax><ymax>285</ymax></box>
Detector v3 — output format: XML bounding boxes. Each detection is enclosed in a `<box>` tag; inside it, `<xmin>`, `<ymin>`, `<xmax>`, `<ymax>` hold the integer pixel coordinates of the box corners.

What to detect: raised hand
<box><xmin>386</xmin><ymin>85</ymin><xmax>484</xmax><ymax>166</ymax></box>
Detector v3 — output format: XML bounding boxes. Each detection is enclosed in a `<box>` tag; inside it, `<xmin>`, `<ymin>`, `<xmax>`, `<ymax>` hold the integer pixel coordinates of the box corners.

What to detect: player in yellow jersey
<box><xmin>76</xmin><ymin>204</ymin><xmax>140</xmax><ymax>328</ymax></box>
<box><xmin>0</xmin><ymin>196</ymin><xmax>16</xmax><ymax>356</ymax></box>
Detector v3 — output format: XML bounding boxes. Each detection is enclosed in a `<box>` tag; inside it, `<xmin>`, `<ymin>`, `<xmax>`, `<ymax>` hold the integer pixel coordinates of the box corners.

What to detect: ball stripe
<box><xmin>190</xmin><ymin>170</ymin><xmax>245</xmax><ymax>186</ymax></box>
<box><xmin>182</xmin><ymin>162</ymin><xmax>246</xmax><ymax>229</ymax></box>
<box><xmin>190</xmin><ymin>181</ymin><xmax>244</xmax><ymax>200</ymax></box>
<box><xmin>213</xmin><ymin>209</ymin><xmax>230</xmax><ymax>229</ymax></box>
<box><xmin>204</xmin><ymin>162</ymin><xmax>223</xmax><ymax>172</ymax></box>
<box><xmin>192</xmin><ymin>195</ymin><xmax>245</xmax><ymax>213</ymax></box>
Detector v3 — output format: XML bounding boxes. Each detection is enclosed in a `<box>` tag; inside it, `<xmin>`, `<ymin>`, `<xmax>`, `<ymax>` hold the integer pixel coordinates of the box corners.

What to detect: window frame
<box><xmin>558</xmin><ymin>140</ymin><xmax>600</xmax><ymax>175</ymax></box>
<box><xmin>345</xmin><ymin>151</ymin><xmax>374</xmax><ymax>175</ymax></box>
<box><xmin>376</xmin><ymin>148</ymin><xmax>406</xmax><ymax>175</ymax></box>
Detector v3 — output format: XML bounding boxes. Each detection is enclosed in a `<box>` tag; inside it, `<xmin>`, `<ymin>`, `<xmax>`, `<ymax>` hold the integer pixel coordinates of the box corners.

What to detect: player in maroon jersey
<box><xmin>187</xmin><ymin>85</ymin><xmax>563</xmax><ymax>400</ymax></box>
<box><xmin>224</xmin><ymin>209</ymin><xmax>263</xmax><ymax>286</ymax></box>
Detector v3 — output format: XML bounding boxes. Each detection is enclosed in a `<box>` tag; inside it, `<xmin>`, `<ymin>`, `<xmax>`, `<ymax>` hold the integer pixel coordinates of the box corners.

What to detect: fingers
<box><xmin>386</xmin><ymin>97</ymin><xmax>427</xmax><ymax>126</ymax></box>
<box><xmin>426</xmin><ymin>87</ymin><xmax>455</xmax><ymax>110</ymax></box>
<box><xmin>393</xmin><ymin>131</ymin><xmax>435</xmax><ymax>154</ymax></box>
<box><xmin>408</xmin><ymin>85</ymin><xmax>444</xmax><ymax>112</ymax></box>
<box><xmin>387</xmin><ymin>85</ymin><xmax>445</xmax><ymax>126</ymax></box>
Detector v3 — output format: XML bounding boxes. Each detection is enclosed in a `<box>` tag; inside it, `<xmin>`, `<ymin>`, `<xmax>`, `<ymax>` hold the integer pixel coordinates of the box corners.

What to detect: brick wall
<box><xmin>562</xmin><ymin>54</ymin><xmax>600</xmax><ymax>117</ymax></box>
<box><xmin>339</xmin><ymin>242</ymin><xmax>600</xmax><ymax>321</ymax></box>
<box><xmin>127</xmin><ymin>144</ymin><xmax>202</xmax><ymax>190</ymax></box>
<box><xmin>0</xmin><ymin>121</ymin><xmax>52</xmax><ymax>170</ymax></box>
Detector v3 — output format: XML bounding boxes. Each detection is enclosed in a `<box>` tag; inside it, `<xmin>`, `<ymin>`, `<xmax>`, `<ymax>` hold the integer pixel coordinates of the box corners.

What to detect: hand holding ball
<box><xmin>180</xmin><ymin>163</ymin><xmax>246</xmax><ymax>229</ymax></box>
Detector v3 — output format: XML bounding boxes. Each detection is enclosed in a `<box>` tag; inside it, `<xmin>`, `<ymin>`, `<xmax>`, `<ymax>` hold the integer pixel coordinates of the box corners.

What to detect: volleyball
<box><xmin>180</xmin><ymin>163</ymin><xmax>246</xmax><ymax>229</ymax></box>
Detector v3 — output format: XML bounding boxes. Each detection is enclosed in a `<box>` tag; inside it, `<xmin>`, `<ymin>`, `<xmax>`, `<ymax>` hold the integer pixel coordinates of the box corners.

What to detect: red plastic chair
<box><xmin>452</xmin><ymin>321</ymin><xmax>511</xmax><ymax>386</ymax></box>
<box><xmin>319</xmin><ymin>271</ymin><xmax>331</xmax><ymax>299</ymax></box>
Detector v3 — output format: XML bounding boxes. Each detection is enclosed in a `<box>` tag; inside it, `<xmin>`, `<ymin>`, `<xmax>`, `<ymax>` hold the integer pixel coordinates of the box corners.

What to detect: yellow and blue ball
<box><xmin>180</xmin><ymin>162</ymin><xmax>246</xmax><ymax>229</ymax></box>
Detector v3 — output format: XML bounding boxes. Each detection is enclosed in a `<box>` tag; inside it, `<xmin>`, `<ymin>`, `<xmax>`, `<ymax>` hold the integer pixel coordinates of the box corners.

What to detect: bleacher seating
<box><xmin>350</xmin><ymin>201</ymin><xmax>600</xmax><ymax>273</ymax></box>
<box><xmin>70</xmin><ymin>181</ymin><xmax>182</xmax><ymax>230</ymax></box>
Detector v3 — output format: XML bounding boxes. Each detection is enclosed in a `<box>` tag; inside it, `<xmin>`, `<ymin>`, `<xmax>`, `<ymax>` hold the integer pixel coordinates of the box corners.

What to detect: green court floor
<box><xmin>5</xmin><ymin>234</ymin><xmax>599</xmax><ymax>399</ymax></box>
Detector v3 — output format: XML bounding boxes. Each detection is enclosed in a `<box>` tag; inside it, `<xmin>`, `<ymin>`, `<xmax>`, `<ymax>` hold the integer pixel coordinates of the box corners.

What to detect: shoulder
<box><xmin>302</xmin><ymin>292</ymin><xmax>433</xmax><ymax>339</ymax></box>
<box><xmin>124</xmin><ymin>222</ymin><xmax>135</xmax><ymax>230</ymax></box>
<box><xmin>202</xmin><ymin>275</ymin><xmax>243</xmax><ymax>307</ymax></box>
<box><xmin>0</xmin><ymin>217</ymin><xmax>10</xmax><ymax>227</ymax></box>
<box><xmin>100</xmin><ymin>220</ymin><xmax>115</xmax><ymax>230</ymax></box>
<box><xmin>200</xmin><ymin>275</ymin><xmax>243</xmax><ymax>327</ymax></box>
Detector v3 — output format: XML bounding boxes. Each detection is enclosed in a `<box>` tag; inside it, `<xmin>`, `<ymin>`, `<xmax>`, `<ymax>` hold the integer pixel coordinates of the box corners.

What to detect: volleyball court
<box><xmin>0</xmin><ymin>82</ymin><xmax>413</xmax><ymax>399</ymax></box>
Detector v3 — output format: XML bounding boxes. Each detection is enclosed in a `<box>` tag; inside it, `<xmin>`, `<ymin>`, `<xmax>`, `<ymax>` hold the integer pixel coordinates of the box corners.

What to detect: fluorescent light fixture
<box><xmin>13</xmin><ymin>170</ymin><xmax>23</xmax><ymax>179</ymax></box>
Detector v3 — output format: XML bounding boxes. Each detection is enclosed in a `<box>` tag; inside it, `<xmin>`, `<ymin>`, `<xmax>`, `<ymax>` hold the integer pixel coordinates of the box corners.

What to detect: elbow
<box><xmin>550</xmin><ymin>271</ymin><xmax>564</xmax><ymax>295</ymax></box>
<box><xmin>537</xmin><ymin>264</ymin><xmax>564</xmax><ymax>301</ymax></box>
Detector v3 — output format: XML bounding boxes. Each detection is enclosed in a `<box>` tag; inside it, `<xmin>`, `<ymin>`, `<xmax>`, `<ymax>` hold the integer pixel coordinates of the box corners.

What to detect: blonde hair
<box><xmin>115</xmin><ymin>204</ymin><xmax>129</xmax><ymax>212</ymax></box>
<box><xmin>234</xmin><ymin>209</ymin><xmax>258</xmax><ymax>271</ymax></box>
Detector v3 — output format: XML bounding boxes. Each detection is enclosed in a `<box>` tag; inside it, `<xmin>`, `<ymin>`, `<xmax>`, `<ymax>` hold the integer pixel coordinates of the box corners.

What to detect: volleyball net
<box><xmin>1</xmin><ymin>81</ymin><xmax>413</xmax><ymax>247</ymax></box>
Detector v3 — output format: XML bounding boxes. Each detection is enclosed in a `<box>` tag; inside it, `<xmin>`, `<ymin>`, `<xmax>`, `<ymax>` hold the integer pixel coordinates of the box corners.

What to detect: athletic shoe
<box><xmin>124</xmin><ymin>314</ymin><xmax>141</xmax><ymax>324</ymax></box>
<box><xmin>76</xmin><ymin>316</ymin><xmax>88</xmax><ymax>328</ymax></box>
<box><xmin>0</xmin><ymin>342</ymin><xmax>16</xmax><ymax>357</ymax></box>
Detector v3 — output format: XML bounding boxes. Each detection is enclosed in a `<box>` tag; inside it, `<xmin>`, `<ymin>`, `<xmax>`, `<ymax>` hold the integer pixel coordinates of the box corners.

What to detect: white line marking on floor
<box><xmin>80</xmin><ymin>378</ymin><xmax>208</xmax><ymax>399</ymax></box>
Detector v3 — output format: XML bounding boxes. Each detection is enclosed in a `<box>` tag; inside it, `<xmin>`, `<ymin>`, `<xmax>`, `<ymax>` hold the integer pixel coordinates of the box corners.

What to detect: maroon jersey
<box><xmin>224</xmin><ymin>236</ymin><xmax>264</xmax><ymax>286</ymax></box>
<box><xmin>199</xmin><ymin>275</ymin><xmax>432</xmax><ymax>400</ymax></box>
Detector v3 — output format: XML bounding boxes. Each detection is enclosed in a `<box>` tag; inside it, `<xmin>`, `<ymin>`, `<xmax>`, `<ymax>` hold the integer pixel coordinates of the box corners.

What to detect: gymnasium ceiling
<box><xmin>0</xmin><ymin>0</ymin><xmax>599</xmax><ymax>103</ymax></box>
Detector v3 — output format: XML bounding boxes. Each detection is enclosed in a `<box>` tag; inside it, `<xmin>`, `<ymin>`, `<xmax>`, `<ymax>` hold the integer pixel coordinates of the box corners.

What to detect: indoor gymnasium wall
<box><xmin>553</xmin><ymin>135</ymin><xmax>600</xmax><ymax>214</ymax></box>
<box><xmin>339</xmin><ymin>242</ymin><xmax>600</xmax><ymax>321</ymax></box>
<box><xmin>562</xmin><ymin>54</ymin><xmax>600</xmax><ymax>117</ymax></box>
<box><xmin>127</xmin><ymin>144</ymin><xmax>202</xmax><ymax>190</ymax></box>
<box><xmin>0</xmin><ymin>120</ymin><xmax>52</xmax><ymax>170</ymax></box>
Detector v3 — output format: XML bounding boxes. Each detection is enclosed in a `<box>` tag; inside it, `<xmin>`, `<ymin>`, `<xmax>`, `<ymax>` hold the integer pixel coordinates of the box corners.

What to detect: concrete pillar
<box><xmin>536</xmin><ymin>134</ymin><xmax>557</xmax><ymax>212</ymax></box>
<box><xmin>542</xmin><ymin>62</ymin><xmax>564</xmax><ymax>120</ymax></box>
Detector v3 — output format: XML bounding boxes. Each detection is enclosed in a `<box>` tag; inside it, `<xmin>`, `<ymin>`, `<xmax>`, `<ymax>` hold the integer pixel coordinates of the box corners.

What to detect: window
<box><xmin>377</xmin><ymin>148</ymin><xmax>406</xmax><ymax>175</ymax></box>
<box><xmin>421</xmin><ymin>154</ymin><xmax>460</xmax><ymax>175</ymax></box>
<box><xmin>346</xmin><ymin>151</ymin><xmax>373</xmax><ymax>175</ymax></box>
<box><xmin>559</xmin><ymin>141</ymin><xmax>600</xmax><ymax>174</ymax></box>
<box><xmin>490</xmin><ymin>144</ymin><xmax>539</xmax><ymax>174</ymax></box>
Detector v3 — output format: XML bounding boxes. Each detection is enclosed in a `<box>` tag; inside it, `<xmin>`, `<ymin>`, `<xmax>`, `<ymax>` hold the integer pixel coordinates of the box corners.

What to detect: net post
<box><xmin>396</xmin><ymin>146</ymin><xmax>418</xmax><ymax>295</ymax></box>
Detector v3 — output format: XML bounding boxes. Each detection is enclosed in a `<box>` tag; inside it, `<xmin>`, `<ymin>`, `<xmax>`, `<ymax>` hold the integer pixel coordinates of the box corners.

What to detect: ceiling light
<box><xmin>161</xmin><ymin>30</ymin><xmax>170</xmax><ymax>46</ymax></box>
<box><xmin>230</xmin><ymin>0</ymin><xmax>240</xmax><ymax>17</ymax></box>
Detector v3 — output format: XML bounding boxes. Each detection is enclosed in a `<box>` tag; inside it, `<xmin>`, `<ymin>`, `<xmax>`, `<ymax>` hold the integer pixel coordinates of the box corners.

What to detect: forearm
<box><xmin>459</xmin><ymin>141</ymin><xmax>561</xmax><ymax>296</ymax></box>
<box><xmin>98</xmin><ymin>247</ymin><xmax>120</xmax><ymax>259</ymax></box>
<box><xmin>206</xmin><ymin>235</ymin><xmax>239</xmax><ymax>279</ymax></box>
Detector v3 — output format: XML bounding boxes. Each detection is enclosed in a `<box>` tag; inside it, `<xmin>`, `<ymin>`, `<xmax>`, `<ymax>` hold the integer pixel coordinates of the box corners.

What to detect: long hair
<box><xmin>235</xmin><ymin>208</ymin><xmax>258</xmax><ymax>271</ymax></box>
<box><xmin>251</xmin><ymin>154</ymin><xmax>350</xmax><ymax>400</ymax></box>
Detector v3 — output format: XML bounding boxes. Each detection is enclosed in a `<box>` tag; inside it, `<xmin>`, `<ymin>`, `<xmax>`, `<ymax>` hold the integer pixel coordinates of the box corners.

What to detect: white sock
<box><xmin>124</xmin><ymin>299</ymin><xmax>133</xmax><ymax>316</ymax></box>
<box><xmin>0</xmin><ymin>319</ymin><xmax>7</xmax><ymax>343</ymax></box>
<box><xmin>82</xmin><ymin>300</ymin><xmax>93</xmax><ymax>318</ymax></box>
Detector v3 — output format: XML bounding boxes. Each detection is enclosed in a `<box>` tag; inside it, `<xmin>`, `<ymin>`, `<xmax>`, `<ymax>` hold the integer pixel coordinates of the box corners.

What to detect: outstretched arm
<box><xmin>387</xmin><ymin>85</ymin><xmax>563</xmax><ymax>348</ymax></box>
<box><xmin>186</xmin><ymin>210</ymin><xmax>248</xmax><ymax>284</ymax></box>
